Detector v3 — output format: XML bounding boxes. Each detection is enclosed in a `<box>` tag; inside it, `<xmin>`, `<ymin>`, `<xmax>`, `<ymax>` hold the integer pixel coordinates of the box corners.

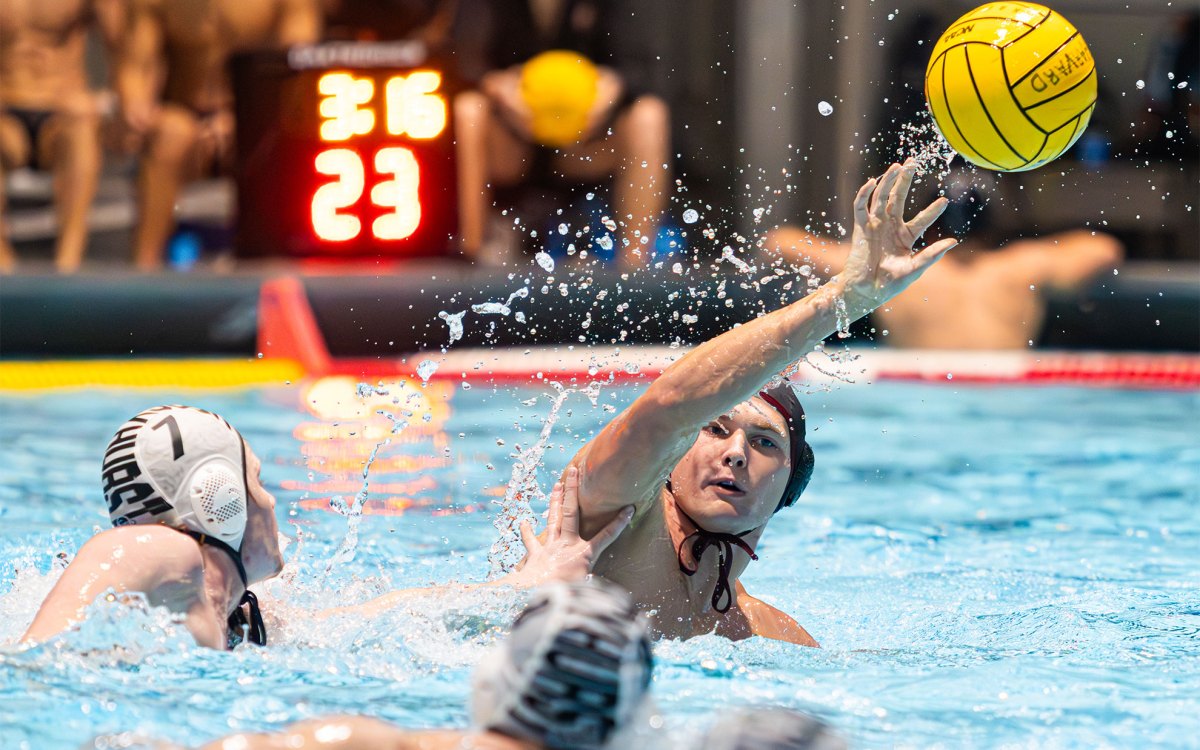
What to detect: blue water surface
<box><xmin>0</xmin><ymin>377</ymin><xmax>1197</xmax><ymax>749</ymax></box>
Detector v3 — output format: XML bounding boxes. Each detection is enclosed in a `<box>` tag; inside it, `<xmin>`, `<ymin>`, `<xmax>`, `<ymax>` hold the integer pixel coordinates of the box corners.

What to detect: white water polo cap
<box><xmin>471</xmin><ymin>579</ymin><xmax>653</xmax><ymax>750</ymax></box>
<box><xmin>102</xmin><ymin>405</ymin><xmax>249</xmax><ymax>551</ymax></box>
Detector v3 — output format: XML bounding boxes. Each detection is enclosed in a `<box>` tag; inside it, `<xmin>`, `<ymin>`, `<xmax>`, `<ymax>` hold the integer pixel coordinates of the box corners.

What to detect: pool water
<box><xmin>1</xmin><ymin>378</ymin><xmax>1197</xmax><ymax>749</ymax></box>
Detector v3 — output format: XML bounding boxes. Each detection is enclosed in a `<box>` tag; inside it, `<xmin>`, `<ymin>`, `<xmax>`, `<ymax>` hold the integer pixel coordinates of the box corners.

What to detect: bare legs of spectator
<box><xmin>0</xmin><ymin>113</ymin><xmax>26</xmax><ymax>272</ymax></box>
<box><xmin>453</xmin><ymin>90</ymin><xmax>491</xmax><ymax>258</ymax></box>
<box><xmin>48</xmin><ymin>100</ymin><xmax>103</xmax><ymax>274</ymax></box>
<box><xmin>569</xmin><ymin>96</ymin><xmax>670</xmax><ymax>268</ymax></box>
<box><xmin>454</xmin><ymin>89</ymin><xmax>538</xmax><ymax>262</ymax></box>
<box><xmin>454</xmin><ymin>92</ymin><xmax>670</xmax><ymax>269</ymax></box>
<box><xmin>133</xmin><ymin>104</ymin><xmax>200</xmax><ymax>271</ymax></box>
<box><xmin>0</xmin><ymin>100</ymin><xmax>103</xmax><ymax>274</ymax></box>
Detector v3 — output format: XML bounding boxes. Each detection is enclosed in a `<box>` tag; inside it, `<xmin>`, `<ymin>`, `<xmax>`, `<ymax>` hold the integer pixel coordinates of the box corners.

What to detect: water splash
<box><xmin>896</xmin><ymin>110</ymin><xmax>956</xmax><ymax>179</ymax></box>
<box><xmin>720</xmin><ymin>245</ymin><xmax>754</xmax><ymax>274</ymax></box>
<box><xmin>416</xmin><ymin>359</ymin><xmax>440</xmax><ymax>382</ymax></box>
<box><xmin>325</xmin><ymin>386</ymin><xmax>411</xmax><ymax>573</ymax></box>
<box><xmin>487</xmin><ymin>383</ymin><xmax>571</xmax><ymax>578</ymax></box>
<box><xmin>438</xmin><ymin>310</ymin><xmax>466</xmax><ymax>345</ymax></box>
<box><xmin>472</xmin><ymin>301</ymin><xmax>511</xmax><ymax>316</ymax></box>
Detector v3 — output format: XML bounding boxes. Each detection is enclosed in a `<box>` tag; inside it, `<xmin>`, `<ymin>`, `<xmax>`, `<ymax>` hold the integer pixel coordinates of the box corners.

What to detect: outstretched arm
<box><xmin>1006</xmin><ymin>229</ymin><xmax>1123</xmax><ymax>292</ymax></box>
<box><xmin>571</xmin><ymin>160</ymin><xmax>957</xmax><ymax>531</ymax></box>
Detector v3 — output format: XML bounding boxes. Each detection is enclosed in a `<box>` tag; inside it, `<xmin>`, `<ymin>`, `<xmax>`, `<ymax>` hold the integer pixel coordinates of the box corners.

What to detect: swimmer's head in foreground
<box><xmin>472</xmin><ymin>579</ymin><xmax>654</xmax><ymax>750</ymax></box>
<box><xmin>102</xmin><ymin>405</ymin><xmax>282</xmax><ymax>645</ymax></box>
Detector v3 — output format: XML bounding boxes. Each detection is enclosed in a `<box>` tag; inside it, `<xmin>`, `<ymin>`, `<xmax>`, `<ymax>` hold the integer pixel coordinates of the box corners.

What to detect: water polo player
<box><xmin>137</xmin><ymin>580</ymin><xmax>655</xmax><ymax>750</ymax></box>
<box><xmin>22</xmin><ymin>405</ymin><xmax>284</xmax><ymax>648</ymax></box>
<box><xmin>557</xmin><ymin>159</ymin><xmax>956</xmax><ymax>645</ymax></box>
<box><xmin>21</xmin><ymin>408</ymin><xmax>631</xmax><ymax>649</ymax></box>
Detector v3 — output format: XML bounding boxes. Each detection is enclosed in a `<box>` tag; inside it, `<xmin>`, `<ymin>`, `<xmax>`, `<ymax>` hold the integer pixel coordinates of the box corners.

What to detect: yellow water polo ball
<box><xmin>521</xmin><ymin>50</ymin><xmax>600</xmax><ymax>148</ymax></box>
<box><xmin>924</xmin><ymin>2</ymin><xmax>1097</xmax><ymax>172</ymax></box>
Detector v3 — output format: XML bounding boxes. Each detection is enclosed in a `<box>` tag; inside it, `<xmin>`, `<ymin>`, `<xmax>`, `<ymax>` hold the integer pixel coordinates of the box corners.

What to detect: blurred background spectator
<box><xmin>451</xmin><ymin>0</ymin><xmax>671</xmax><ymax>267</ymax></box>
<box><xmin>0</xmin><ymin>0</ymin><xmax>123</xmax><ymax>273</ymax></box>
<box><xmin>116</xmin><ymin>0</ymin><xmax>321</xmax><ymax>270</ymax></box>
<box><xmin>768</xmin><ymin>167</ymin><xmax>1124</xmax><ymax>350</ymax></box>
<box><xmin>320</xmin><ymin>0</ymin><xmax>455</xmax><ymax>46</ymax></box>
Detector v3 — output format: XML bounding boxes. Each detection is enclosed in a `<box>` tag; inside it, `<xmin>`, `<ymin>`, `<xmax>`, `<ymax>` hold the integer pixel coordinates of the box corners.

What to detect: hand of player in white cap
<box><xmin>511</xmin><ymin>467</ymin><xmax>634</xmax><ymax>587</ymax></box>
<box><xmin>838</xmin><ymin>158</ymin><xmax>959</xmax><ymax>317</ymax></box>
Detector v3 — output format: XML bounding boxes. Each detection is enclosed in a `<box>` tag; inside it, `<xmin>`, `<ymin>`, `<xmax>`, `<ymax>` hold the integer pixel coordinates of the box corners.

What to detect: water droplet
<box><xmin>682</xmin><ymin>208</ymin><xmax>699</xmax><ymax>224</ymax></box>
<box><xmin>818</xmin><ymin>101</ymin><xmax>834</xmax><ymax>116</ymax></box>
<box><xmin>597</xmin><ymin>236</ymin><xmax>614</xmax><ymax>251</ymax></box>
<box><xmin>557</xmin><ymin>223</ymin><xmax>569</xmax><ymax>235</ymax></box>
<box><xmin>946</xmin><ymin>373</ymin><xmax>954</xmax><ymax>380</ymax></box>
<box><xmin>535</xmin><ymin>252</ymin><xmax>555</xmax><ymax>272</ymax></box>
<box><xmin>416</xmin><ymin>359</ymin><xmax>439</xmax><ymax>381</ymax></box>
<box><xmin>472</xmin><ymin>301</ymin><xmax>511</xmax><ymax>316</ymax></box>
<box><xmin>1136</xmin><ymin>79</ymin><xmax>1145</xmax><ymax>90</ymax></box>
<box><xmin>438</xmin><ymin>310</ymin><xmax>466</xmax><ymax>343</ymax></box>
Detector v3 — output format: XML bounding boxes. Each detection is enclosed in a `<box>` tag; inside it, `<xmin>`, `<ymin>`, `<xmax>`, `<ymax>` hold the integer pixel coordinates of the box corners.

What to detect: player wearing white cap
<box><xmin>22</xmin><ymin>405</ymin><xmax>283</xmax><ymax>648</ymax></box>
<box><xmin>21</xmin><ymin>406</ymin><xmax>631</xmax><ymax>649</ymax></box>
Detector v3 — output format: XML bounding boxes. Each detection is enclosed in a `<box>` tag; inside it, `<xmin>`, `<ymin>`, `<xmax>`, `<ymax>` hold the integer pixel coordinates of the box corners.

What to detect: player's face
<box><xmin>670</xmin><ymin>397</ymin><xmax>790</xmax><ymax>534</ymax></box>
<box><xmin>240</xmin><ymin>443</ymin><xmax>283</xmax><ymax>583</ymax></box>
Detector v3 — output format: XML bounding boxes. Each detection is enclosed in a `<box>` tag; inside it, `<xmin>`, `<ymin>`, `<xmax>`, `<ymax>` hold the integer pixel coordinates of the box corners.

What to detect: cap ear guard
<box><xmin>181</xmin><ymin>457</ymin><xmax>248</xmax><ymax>550</ymax></box>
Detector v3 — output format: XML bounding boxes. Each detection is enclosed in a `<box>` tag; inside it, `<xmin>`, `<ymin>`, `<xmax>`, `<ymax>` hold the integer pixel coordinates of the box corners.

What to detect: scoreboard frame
<box><xmin>232</xmin><ymin>41</ymin><xmax>459</xmax><ymax>259</ymax></box>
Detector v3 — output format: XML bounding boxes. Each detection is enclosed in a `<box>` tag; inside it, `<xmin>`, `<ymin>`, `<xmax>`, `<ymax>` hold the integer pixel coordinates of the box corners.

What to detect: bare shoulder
<box><xmin>21</xmin><ymin>525</ymin><xmax>205</xmax><ymax>644</ymax></box>
<box><xmin>195</xmin><ymin>719</ymin><xmax>520</xmax><ymax>750</ymax></box>
<box><xmin>81</xmin><ymin>525</ymin><xmax>203</xmax><ymax>579</ymax></box>
<box><xmin>733</xmin><ymin>582</ymin><xmax>819</xmax><ymax>647</ymax></box>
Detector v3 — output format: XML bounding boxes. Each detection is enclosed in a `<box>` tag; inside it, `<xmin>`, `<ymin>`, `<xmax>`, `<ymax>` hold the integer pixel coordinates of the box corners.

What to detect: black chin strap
<box><xmin>675</xmin><ymin>508</ymin><xmax>759</xmax><ymax>614</ymax></box>
<box><xmin>227</xmin><ymin>590</ymin><xmax>267</xmax><ymax>648</ymax></box>
<box><xmin>181</xmin><ymin>530</ymin><xmax>267</xmax><ymax>647</ymax></box>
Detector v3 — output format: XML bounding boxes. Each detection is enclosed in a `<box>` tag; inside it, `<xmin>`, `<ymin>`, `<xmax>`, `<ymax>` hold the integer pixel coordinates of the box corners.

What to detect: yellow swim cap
<box><xmin>520</xmin><ymin>50</ymin><xmax>600</xmax><ymax>147</ymax></box>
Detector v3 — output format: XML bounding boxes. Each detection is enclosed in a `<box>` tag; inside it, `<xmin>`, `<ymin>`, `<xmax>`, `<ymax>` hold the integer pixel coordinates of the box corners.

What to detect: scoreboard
<box><xmin>233</xmin><ymin>42</ymin><xmax>458</xmax><ymax>258</ymax></box>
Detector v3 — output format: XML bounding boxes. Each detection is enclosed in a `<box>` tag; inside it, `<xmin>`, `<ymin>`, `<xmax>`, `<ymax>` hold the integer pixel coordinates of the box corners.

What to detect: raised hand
<box><xmin>838</xmin><ymin>159</ymin><xmax>959</xmax><ymax>317</ymax></box>
<box><xmin>510</xmin><ymin>467</ymin><xmax>634</xmax><ymax>587</ymax></box>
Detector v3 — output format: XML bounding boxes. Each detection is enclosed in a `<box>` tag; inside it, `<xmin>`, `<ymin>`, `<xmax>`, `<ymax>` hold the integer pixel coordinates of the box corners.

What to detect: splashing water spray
<box><xmin>326</xmin><ymin>383</ymin><xmax>411</xmax><ymax>573</ymax></box>
<box><xmin>486</xmin><ymin>382</ymin><xmax>573</xmax><ymax>578</ymax></box>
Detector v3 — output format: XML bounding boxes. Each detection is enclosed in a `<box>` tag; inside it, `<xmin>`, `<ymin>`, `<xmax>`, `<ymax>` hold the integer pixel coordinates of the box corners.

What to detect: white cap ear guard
<box><xmin>471</xmin><ymin>579</ymin><xmax>653</xmax><ymax>750</ymax></box>
<box><xmin>103</xmin><ymin>405</ymin><xmax>249</xmax><ymax>551</ymax></box>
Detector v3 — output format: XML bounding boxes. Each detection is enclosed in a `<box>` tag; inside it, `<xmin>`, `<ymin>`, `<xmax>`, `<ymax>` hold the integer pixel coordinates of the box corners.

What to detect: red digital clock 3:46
<box><xmin>233</xmin><ymin>43</ymin><xmax>458</xmax><ymax>258</ymax></box>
